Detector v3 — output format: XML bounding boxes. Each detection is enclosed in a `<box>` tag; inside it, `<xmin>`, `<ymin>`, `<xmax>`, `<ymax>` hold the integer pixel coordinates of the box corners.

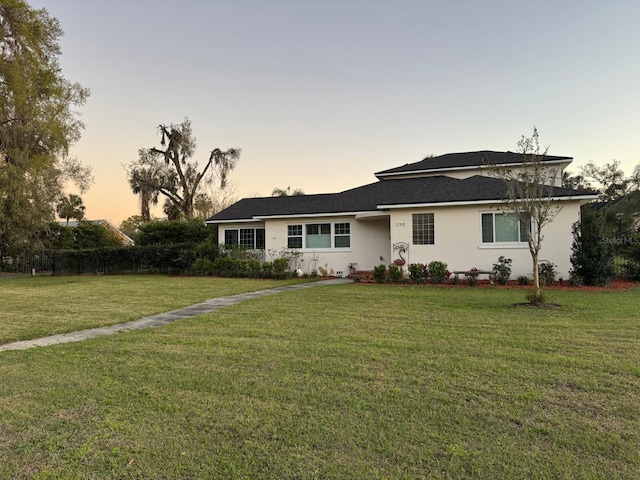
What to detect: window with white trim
<box><xmin>412</xmin><ymin>213</ymin><xmax>435</xmax><ymax>245</ymax></box>
<box><xmin>286</xmin><ymin>222</ymin><xmax>351</xmax><ymax>249</ymax></box>
<box><xmin>334</xmin><ymin>223</ymin><xmax>350</xmax><ymax>248</ymax></box>
<box><xmin>224</xmin><ymin>228</ymin><xmax>265</xmax><ymax>249</ymax></box>
<box><xmin>481</xmin><ymin>213</ymin><xmax>528</xmax><ymax>243</ymax></box>
<box><xmin>287</xmin><ymin>225</ymin><xmax>303</xmax><ymax>248</ymax></box>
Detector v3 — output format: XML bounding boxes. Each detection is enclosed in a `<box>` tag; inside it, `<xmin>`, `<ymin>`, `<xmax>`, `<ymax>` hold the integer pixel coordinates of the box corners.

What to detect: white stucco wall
<box><xmin>217</xmin><ymin>199</ymin><xmax>581</xmax><ymax>280</ymax></box>
<box><xmin>261</xmin><ymin>216</ymin><xmax>389</xmax><ymax>276</ymax></box>
<box><xmin>389</xmin><ymin>201</ymin><xmax>582</xmax><ymax>279</ymax></box>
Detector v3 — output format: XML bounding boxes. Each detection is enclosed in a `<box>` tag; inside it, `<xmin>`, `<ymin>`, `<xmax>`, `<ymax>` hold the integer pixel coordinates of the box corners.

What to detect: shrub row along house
<box><xmin>207</xmin><ymin>151</ymin><xmax>596</xmax><ymax>279</ymax></box>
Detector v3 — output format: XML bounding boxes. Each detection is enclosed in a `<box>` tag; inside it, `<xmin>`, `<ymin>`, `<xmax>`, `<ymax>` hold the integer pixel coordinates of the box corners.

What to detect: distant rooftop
<box><xmin>375</xmin><ymin>150</ymin><xmax>573</xmax><ymax>178</ymax></box>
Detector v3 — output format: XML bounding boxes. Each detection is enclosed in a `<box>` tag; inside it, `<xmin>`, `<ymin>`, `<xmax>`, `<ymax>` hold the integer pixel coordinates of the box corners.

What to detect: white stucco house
<box><xmin>206</xmin><ymin>151</ymin><xmax>597</xmax><ymax>279</ymax></box>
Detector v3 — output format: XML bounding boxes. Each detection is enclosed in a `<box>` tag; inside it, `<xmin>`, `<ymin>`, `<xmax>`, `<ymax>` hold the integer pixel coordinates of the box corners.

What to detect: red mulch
<box><xmin>353</xmin><ymin>277</ymin><xmax>638</xmax><ymax>292</ymax></box>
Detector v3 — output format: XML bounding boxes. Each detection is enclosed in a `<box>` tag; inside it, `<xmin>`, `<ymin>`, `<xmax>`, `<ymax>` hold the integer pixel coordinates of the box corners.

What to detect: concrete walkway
<box><xmin>0</xmin><ymin>278</ymin><xmax>351</xmax><ymax>353</ymax></box>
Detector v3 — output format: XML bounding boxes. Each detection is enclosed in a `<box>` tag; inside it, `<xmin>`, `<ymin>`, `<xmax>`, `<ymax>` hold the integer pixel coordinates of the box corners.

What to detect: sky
<box><xmin>30</xmin><ymin>0</ymin><xmax>640</xmax><ymax>226</ymax></box>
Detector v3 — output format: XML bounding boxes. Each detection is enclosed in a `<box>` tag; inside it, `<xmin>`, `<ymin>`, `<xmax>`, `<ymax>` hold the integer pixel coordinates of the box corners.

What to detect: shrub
<box><xmin>137</xmin><ymin>219</ymin><xmax>212</xmax><ymax>246</ymax></box>
<box><xmin>428</xmin><ymin>260</ymin><xmax>448</xmax><ymax>284</ymax></box>
<box><xmin>372</xmin><ymin>264</ymin><xmax>387</xmax><ymax>283</ymax></box>
<box><xmin>492</xmin><ymin>256</ymin><xmax>512</xmax><ymax>285</ymax></box>
<box><xmin>569</xmin><ymin>207</ymin><xmax>615</xmax><ymax>286</ymax></box>
<box><xmin>517</xmin><ymin>275</ymin><xmax>530</xmax><ymax>286</ymax></box>
<box><xmin>272</xmin><ymin>258</ymin><xmax>291</xmax><ymax>279</ymax></box>
<box><xmin>408</xmin><ymin>263</ymin><xmax>427</xmax><ymax>284</ymax></box>
<box><xmin>190</xmin><ymin>258</ymin><xmax>215</xmax><ymax>275</ymax></box>
<box><xmin>387</xmin><ymin>264</ymin><xmax>404</xmax><ymax>283</ymax></box>
<box><xmin>624</xmin><ymin>234</ymin><xmax>640</xmax><ymax>281</ymax></box>
<box><xmin>525</xmin><ymin>289</ymin><xmax>548</xmax><ymax>306</ymax></box>
<box><xmin>467</xmin><ymin>267</ymin><xmax>479</xmax><ymax>286</ymax></box>
<box><xmin>538</xmin><ymin>261</ymin><xmax>556</xmax><ymax>286</ymax></box>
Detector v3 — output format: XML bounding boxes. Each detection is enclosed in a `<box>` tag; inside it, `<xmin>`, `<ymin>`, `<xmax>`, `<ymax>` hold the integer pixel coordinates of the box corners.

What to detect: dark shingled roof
<box><xmin>375</xmin><ymin>150</ymin><xmax>573</xmax><ymax>178</ymax></box>
<box><xmin>208</xmin><ymin>175</ymin><xmax>592</xmax><ymax>222</ymax></box>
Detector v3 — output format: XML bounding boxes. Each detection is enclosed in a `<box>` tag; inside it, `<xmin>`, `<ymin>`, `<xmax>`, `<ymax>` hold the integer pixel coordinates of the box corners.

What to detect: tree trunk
<box><xmin>532</xmin><ymin>252</ymin><xmax>540</xmax><ymax>301</ymax></box>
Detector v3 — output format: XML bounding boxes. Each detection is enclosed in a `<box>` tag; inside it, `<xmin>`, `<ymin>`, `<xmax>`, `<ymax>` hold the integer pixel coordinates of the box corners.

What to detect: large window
<box><xmin>287</xmin><ymin>222</ymin><xmax>351</xmax><ymax>249</ymax></box>
<box><xmin>224</xmin><ymin>227</ymin><xmax>265</xmax><ymax>249</ymax></box>
<box><xmin>306</xmin><ymin>223</ymin><xmax>331</xmax><ymax>248</ymax></box>
<box><xmin>412</xmin><ymin>213</ymin><xmax>435</xmax><ymax>245</ymax></box>
<box><xmin>481</xmin><ymin>213</ymin><xmax>528</xmax><ymax>243</ymax></box>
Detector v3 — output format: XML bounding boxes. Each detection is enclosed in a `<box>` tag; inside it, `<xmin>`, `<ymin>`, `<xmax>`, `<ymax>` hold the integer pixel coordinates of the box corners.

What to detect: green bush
<box><xmin>538</xmin><ymin>261</ymin><xmax>556</xmax><ymax>286</ymax></box>
<box><xmin>387</xmin><ymin>264</ymin><xmax>404</xmax><ymax>283</ymax></box>
<box><xmin>492</xmin><ymin>256</ymin><xmax>512</xmax><ymax>285</ymax></box>
<box><xmin>569</xmin><ymin>207</ymin><xmax>615</xmax><ymax>286</ymax></box>
<box><xmin>272</xmin><ymin>258</ymin><xmax>291</xmax><ymax>279</ymax></box>
<box><xmin>623</xmin><ymin>234</ymin><xmax>640</xmax><ymax>281</ymax></box>
<box><xmin>137</xmin><ymin>219</ymin><xmax>212</xmax><ymax>246</ymax></box>
<box><xmin>408</xmin><ymin>263</ymin><xmax>426</xmax><ymax>284</ymax></box>
<box><xmin>190</xmin><ymin>258</ymin><xmax>215</xmax><ymax>276</ymax></box>
<box><xmin>525</xmin><ymin>289</ymin><xmax>548</xmax><ymax>306</ymax></box>
<box><xmin>427</xmin><ymin>260</ymin><xmax>448</xmax><ymax>284</ymax></box>
<box><xmin>372</xmin><ymin>264</ymin><xmax>387</xmax><ymax>283</ymax></box>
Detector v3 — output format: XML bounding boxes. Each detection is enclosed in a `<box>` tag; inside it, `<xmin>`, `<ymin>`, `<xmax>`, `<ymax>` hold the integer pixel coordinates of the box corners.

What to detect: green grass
<box><xmin>1</xmin><ymin>280</ymin><xmax>639</xmax><ymax>478</ymax></box>
<box><xmin>0</xmin><ymin>275</ymin><xmax>306</xmax><ymax>344</ymax></box>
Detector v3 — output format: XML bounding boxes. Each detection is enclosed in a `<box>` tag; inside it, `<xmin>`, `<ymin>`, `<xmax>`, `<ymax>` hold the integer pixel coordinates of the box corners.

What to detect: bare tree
<box><xmin>492</xmin><ymin>127</ymin><xmax>562</xmax><ymax>304</ymax></box>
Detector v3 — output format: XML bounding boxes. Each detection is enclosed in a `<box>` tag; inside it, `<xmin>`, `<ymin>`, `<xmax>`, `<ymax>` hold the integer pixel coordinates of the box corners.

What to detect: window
<box><xmin>239</xmin><ymin>228</ymin><xmax>254</xmax><ymax>248</ymax></box>
<box><xmin>224</xmin><ymin>228</ymin><xmax>265</xmax><ymax>249</ymax></box>
<box><xmin>288</xmin><ymin>225</ymin><xmax>303</xmax><ymax>248</ymax></box>
<box><xmin>224</xmin><ymin>229</ymin><xmax>238</xmax><ymax>246</ymax></box>
<box><xmin>412</xmin><ymin>213</ymin><xmax>434</xmax><ymax>245</ymax></box>
<box><xmin>287</xmin><ymin>222</ymin><xmax>351</xmax><ymax>249</ymax></box>
<box><xmin>306</xmin><ymin>223</ymin><xmax>331</xmax><ymax>248</ymax></box>
<box><xmin>334</xmin><ymin>223</ymin><xmax>350</xmax><ymax>248</ymax></box>
<box><xmin>481</xmin><ymin>213</ymin><xmax>528</xmax><ymax>243</ymax></box>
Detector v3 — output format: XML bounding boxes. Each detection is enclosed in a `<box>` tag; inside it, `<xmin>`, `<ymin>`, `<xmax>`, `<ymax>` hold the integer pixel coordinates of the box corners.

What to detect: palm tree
<box><xmin>56</xmin><ymin>194</ymin><xmax>86</xmax><ymax>226</ymax></box>
<box><xmin>271</xmin><ymin>186</ymin><xmax>304</xmax><ymax>197</ymax></box>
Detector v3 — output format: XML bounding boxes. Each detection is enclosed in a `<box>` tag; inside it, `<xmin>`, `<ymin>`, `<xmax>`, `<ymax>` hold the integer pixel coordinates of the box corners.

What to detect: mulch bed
<box><xmin>353</xmin><ymin>277</ymin><xmax>638</xmax><ymax>292</ymax></box>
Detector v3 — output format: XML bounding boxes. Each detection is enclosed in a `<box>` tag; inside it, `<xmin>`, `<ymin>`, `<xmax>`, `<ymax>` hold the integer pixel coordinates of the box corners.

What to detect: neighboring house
<box><xmin>207</xmin><ymin>151</ymin><xmax>597</xmax><ymax>278</ymax></box>
<box><xmin>58</xmin><ymin>220</ymin><xmax>135</xmax><ymax>246</ymax></box>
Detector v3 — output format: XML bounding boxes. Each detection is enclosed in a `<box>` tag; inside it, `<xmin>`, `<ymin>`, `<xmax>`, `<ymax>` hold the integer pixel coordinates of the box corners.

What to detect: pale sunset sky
<box><xmin>31</xmin><ymin>0</ymin><xmax>640</xmax><ymax>226</ymax></box>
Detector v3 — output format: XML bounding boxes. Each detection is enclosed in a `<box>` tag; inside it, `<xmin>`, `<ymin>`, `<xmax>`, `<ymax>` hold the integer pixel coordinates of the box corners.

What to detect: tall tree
<box><xmin>492</xmin><ymin>127</ymin><xmax>562</xmax><ymax>304</ymax></box>
<box><xmin>579</xmin><ymin>160</ymin><xmax>639</xmax><ymax>203</ymax></box>
<box><xmin>0</xmin><ymin>0</ymin><xmax>91</xmax><ymax>261</ymax></box>
<box><xmin>125</xmin><ymin>118</ymin><xmax>240</xmax><ymax>219</ymax></box>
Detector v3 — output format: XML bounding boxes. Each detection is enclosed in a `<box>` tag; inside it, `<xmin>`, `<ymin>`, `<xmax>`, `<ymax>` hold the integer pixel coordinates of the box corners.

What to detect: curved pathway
<box><xmin>0</xmin><ymin>278</ymin><xmax>351</xmax><ymax>353</ymax></box>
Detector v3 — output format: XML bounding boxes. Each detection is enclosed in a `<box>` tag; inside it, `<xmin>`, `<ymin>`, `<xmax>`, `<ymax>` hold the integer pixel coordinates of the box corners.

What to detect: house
<box><xmin>58</xmin><ymin>220</ymin><xmax>135</xmax><ymax>246</ymax></box>
<box><xmin>207</xmin><ymin>151</ymin><xmax>597</xmax><ymax>279</ymax></box>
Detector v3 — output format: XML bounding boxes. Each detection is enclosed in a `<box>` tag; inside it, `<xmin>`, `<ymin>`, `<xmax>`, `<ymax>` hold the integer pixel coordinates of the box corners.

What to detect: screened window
<box><xmin>306</xmin><ymin>223</ymin><xmax>331</xmax><ymax>248</ymax></box>
<box><xmin>224</xmin><ymin>228</ymin><xmax>265</xmax><ymax>249</ymax></box>
<box><xmin>481</xmin><ymin>213</ymin><xmax>528</xmax><ymax>243</ymax></box>
<box><xmin>412</xmin><ymin>213</ymin><xmax>435</xmax><ymax>245</ymax></box>
<box><xmin>334</xmin><ymin>223</ymin><xmax>351</xmax><ymax>248</ymax></box>
<box><xmin>287</xmin><ymin>225</ymin><xmax>303</xmax><ymax>249</ymax></box>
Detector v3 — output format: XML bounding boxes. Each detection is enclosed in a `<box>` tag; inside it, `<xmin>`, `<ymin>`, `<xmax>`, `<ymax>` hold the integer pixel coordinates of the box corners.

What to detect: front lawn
<box><xmin>0</xmin><ymin>275</ymin><xmax>306</xmax><ymax>344</ymax></box>
<box><xmin>1</xmin><ymin>281</ymin><xmax>639</xmax><ymax>478</ymax></box>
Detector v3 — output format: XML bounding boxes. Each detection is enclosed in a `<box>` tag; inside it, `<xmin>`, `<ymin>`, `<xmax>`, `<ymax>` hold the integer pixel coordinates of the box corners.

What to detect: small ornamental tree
<box><xmin>492</xmin><ymin>127</ymin><xmax>562</xmax><ymax>305</ymax></box>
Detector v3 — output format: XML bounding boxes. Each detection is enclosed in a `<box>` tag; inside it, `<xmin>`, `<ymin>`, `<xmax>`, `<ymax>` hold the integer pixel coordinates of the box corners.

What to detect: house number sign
<box><xmin>395</xmin><ymin>222</ymin><xmax>406</xmax><ymax>227</ymax></box>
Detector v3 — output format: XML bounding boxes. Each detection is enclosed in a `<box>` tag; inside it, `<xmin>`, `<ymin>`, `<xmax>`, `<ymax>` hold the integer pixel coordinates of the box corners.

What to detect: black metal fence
<box><xmin>4</xmin><ymin>244</ymin><xmax>197</xmax><ymax>276</ymax></box>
